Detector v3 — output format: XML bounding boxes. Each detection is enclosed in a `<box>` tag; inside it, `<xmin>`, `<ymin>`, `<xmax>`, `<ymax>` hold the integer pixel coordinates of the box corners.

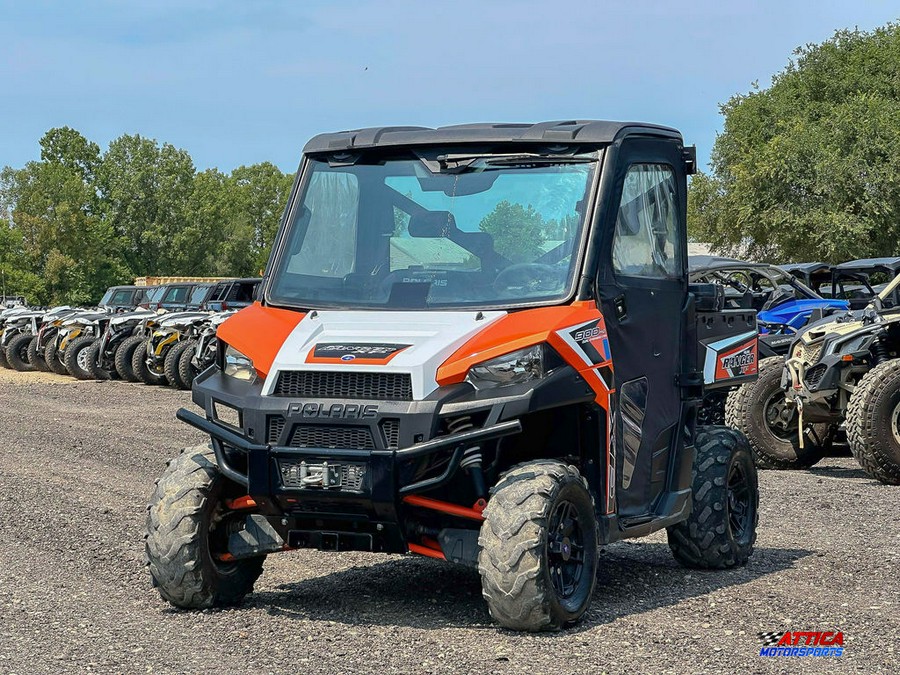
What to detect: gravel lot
<box><xmin>0</xmin><ymin>367</ymin><xmax>897</xmax><ymax>674</ymax></box>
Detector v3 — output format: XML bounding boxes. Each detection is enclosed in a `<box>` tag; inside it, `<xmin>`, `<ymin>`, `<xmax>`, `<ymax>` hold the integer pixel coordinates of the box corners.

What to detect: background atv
<box><xmin>728</xmin><ymin>273</ymin><xmax>900</xmax><ymax>483</ymax></box>
<box><xmin>689</xmin><ymin>256</ymin><xmax>846</xmax><ymax>425</ymax></box>
<box><xmin>145</xmin><ymin>120</ymin><xmax>760</xmax><ymax>631</ymax></box>
<box><xmin>829</xmin><ymin>257</ymin><xmax>900</xmax><ymax>310</ymax></box>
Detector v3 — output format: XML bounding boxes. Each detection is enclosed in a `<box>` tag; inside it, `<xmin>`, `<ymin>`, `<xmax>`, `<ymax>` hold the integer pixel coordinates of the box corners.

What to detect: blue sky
<box><xmin>1</xmin><ymin>1</ymin><xmax>897</xmax><ymax>174</ymax></box>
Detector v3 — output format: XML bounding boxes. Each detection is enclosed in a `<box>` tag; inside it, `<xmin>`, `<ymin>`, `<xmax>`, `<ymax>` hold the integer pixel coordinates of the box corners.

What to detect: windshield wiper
<box><xmin>427</xmin><ymin>152</ymin><xmax>592</xmax><ymax>173</ymax></box>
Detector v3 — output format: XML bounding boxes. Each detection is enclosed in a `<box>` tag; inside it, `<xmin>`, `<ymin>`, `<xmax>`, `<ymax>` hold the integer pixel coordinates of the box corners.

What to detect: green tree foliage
<box><xmin>0</xmin><ymin>127</ymin><xmax>294</xmax><ymax>304</ymax></box>
<box><xmin>479</xmin><ymin>200</ymin><xmax>546</xmax><ymax>262</ymax></box>
<box><xmin>689</xmin><ymin>23</ymin><xmax>900</xmax><ymax>263</ymax></box>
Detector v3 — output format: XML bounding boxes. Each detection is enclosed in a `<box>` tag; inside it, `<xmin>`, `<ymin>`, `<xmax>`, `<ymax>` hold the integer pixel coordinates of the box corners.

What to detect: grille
<box><xmin>794</xmin><ymin>341</ymin><xmax>824</xmax><ymax>366</ymax></box>
<box><xmin>804</xmin><ymin>363</ymin><xmax>828</xmax><ymax>389</ymax></box>
<box><xmin>274</xmin><ymin>371</ymin><xmax>412</xmax><ymax>401</ymax></box>
<box><xmin>288</xmin><ymin>425</ymin><xmax>374</xmax><ymax>449</ymax></box>
<box><xmin>267</xmin><ymin>416</ymin><xmax>286</xmax><ymax>444</ymax></box>
<box><xmin>380</xmin><ymin>419</ymin><xmax>400</xmax><ymax>449</ymax></box>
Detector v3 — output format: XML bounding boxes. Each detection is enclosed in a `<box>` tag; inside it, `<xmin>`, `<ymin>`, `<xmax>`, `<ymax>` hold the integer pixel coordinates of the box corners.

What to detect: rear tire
<box><xmin>178</xmin><ymin>340</ymin><xmax>200</xmax><ymax>390</ymax></box>
<box><xmin>64</xmin><ymin>336</ymin><xmax>96</xmax><ymax>379</ymax></box>
<box><xmin>845</xmin><ymin>360</ymin><xmax>900</xmax><ymax>485</ymax></box>
<box><xmin>6</xmin><ymin>333</ymin><xmax>35</xmax><ymax>371</ymax></box>
<box><xmin>85</xmin><ymin>340</ymin><xmax>115</xmax><ymax>380</ymax></box>
<box><xmin>115</xmin><ymin>335</ymin><xmax>145</xmax><ymax>382</ymax></box>
<box><xmin>145</xmin><ymin>444</ymin><xmax>265</xmax><ymax>608</ymax></box>
<box><xmin>725</xmin><ymin>356</ymin><xmax>829</xmax><ymax>469</ymax></box>
<box><xmin>132</xmin><ymin>341</ymin><xmax>167</xmax><ymax>385</ymax></box>
<box><xmin>44</xmin><ymin>340</ymin><xmax>70</xmax><ymax>375</ymax></box>
<box><xmin>164</xmin><ymin>340</ymin><xmax>194</xmax><ymax>390</ymax></box>
<box><xmin>667</xmin><ymin>426</ymin><xmax>758</xmax><ymax>568</ymax></box>
<box><xmin>478</xmin><ymin>460</ymin><xmax>598</xmax><ymax>631</ymax></box>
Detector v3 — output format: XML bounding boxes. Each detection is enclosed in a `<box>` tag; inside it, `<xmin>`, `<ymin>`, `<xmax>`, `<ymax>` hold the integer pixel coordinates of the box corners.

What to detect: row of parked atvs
<box><xmin>0</xmin><ymin>278</ymin><xmax>260</xmax><ymax>390</ymax></box>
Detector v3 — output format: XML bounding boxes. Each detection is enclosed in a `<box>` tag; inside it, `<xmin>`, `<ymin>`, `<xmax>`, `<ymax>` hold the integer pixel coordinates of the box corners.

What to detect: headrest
<box><xmin>408</xmin><ymin>211</ymin><xmax>457</xmax><ymax>238</ymax></box>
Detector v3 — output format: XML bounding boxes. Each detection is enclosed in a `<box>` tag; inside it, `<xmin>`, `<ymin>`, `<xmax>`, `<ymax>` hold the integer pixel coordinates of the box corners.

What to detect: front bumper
<box><xmin>184</xmin><ymin>365</ymin><xmax>593</xmax><ymax>553</ymax></box>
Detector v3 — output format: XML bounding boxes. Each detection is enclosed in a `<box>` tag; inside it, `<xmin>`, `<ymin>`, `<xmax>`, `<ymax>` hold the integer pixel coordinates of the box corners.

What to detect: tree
<box><xmin>97</xmin><ymin>134</ymin><xmax>196</xmax><ymax>275</ymax></box>
<box><xmin>479</xmin><ymin>200</ymin><xmax>546</xmax><ymax>263</ymax></box>
<box><xmin>689</xmin><ymin>23</ymin><xmax>900</xmax><ymax>263</ymax></box>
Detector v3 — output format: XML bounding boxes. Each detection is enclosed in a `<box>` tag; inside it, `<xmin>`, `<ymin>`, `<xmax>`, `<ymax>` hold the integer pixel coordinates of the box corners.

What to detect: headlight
<box><xmin>224</xmin><ymin>344</ymin><xmax>257</xmax><ymax>382</ymax></box>
<box><xmin>465</xmin><ymin>344</ymin><xmax>545</xmax><ymax>390</ymax></box>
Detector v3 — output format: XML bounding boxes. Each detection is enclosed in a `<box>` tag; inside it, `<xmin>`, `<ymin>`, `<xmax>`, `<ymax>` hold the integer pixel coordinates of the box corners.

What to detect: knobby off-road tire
<box><xmin>178</xmin><ymin>341</ymin><xmax>200</xmax><ymax>390</ymax></box>
<box><xmin>145</xmin><ymin>444</ymin><xmax>265</xmax><ymax>608</ymax></box>
<box><xmin>44</xmin><ymin>340</ymin><xmax>70</xmax><ymax>375</ymax></box>
<box><xmin>115</xmin><ymin>335</ymin><xmax>145</xmax><ymax>382</ymax></box>
<box><xmin>6</xmin><ymin>333</ymin><xmax>35</xmax><ymax>372</ymax></box>
<box><xmin>85</xmin><ymin>340</ymin><xmax>115</xmax><ymax>380</ymax></box>
<box><xmin>0</xmin><ymin>342</ymin><xmax>9</xmax><ymax>369</ymax></box>
<box><xmin>164</xmin><ymin>341</ymin><xmax>194</xmax><ymax>390</ymax></box>
<box><xmin>725</xmin><ymin>356</ymin><xmax>829</xmax><ymax>469</ymax></box>
<box><xmin>478</xmin><ymin>461</ymin><xmax>599</xmax><ymax>632</ymax></box>
<box><xmin>667</xmin><ymin>426</ymin><xmax>759</xmax><ymax>568</ymax></box>
<box><xmin>27</xmin><ymin>336</ymin><xmax>50</xmax><ymax>372</ymax></box>
<box><xmin>64</xmin><ymin>336</ymin><xmax>97</xmax><ymax>380</ymax></box>
<box><xmin>845</xmin><ymin>360</ymin><xmax>900</xmax><ymax>485</ymax></box>
<box><xmin>132</xmin><ymin>341</ymin><xmax>167</xmax><ymax>386</ymax></box>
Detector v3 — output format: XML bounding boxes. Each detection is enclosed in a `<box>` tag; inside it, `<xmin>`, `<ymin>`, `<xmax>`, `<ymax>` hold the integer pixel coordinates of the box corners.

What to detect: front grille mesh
<box><xmin>380</xmin><ymin>419</ymin><xmax>400</xmax><ymax>449</ymax></box>
<box><xmin>805</xmin><ymin>363</ymin><xmax>828</xmax><ymax>389</ymax></box>
<box><xmin>288</xmin><ymin>425</ymin><xmax>374</xmax><ymax>450</ymax></box>
<box><xmin>267</xmin><ymin>416</ymin><xmax>286</xmax><ymax>444</ymax></box>
<box><xmin>273</xmin><ymin>371</ymin><xmax>413</xmax><ymax>401</ymax></box>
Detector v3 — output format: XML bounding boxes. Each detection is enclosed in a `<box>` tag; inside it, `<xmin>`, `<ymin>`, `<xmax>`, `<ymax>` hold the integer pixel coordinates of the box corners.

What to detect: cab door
<box><xmin>596</xmin><ymin>138</ymin><xmax>689</xmax><ymax>519</ymax></box>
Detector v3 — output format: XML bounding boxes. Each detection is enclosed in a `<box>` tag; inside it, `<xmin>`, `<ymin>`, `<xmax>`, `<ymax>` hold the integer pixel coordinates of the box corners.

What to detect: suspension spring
<box><xmin>446</xmin><ymin>416</ymin><xmax>486</xmax><ymax>498</ymax></box>
<box><xmin>873</xmin><ymin>338</ymin><xmax>890</xmax><ymax>365</ymax></box>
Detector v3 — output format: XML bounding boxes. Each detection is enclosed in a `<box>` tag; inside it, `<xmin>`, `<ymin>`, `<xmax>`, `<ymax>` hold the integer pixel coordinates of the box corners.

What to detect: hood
<box><xmin>263</xmin><ymin>310</ymin><xmax>507</xmax><ymax>400</ymax></box>
<box><xmin>758</xmin><ymin>298</ymin><xmax>849</xmax><ymax>330</ymax></box>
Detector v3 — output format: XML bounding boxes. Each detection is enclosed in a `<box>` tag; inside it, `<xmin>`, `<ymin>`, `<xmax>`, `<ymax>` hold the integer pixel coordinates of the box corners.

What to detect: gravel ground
<box><xmin>0</xmin><ymin>367</ymin><xmax>897</xmax><ymax>674</ymax></box>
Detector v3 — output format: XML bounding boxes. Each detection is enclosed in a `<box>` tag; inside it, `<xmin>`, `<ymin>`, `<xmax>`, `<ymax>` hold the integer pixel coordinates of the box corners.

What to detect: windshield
<box><xmin>189</xmin><ymin>285</ymin><xmax>212</xmax><ymax>305</ymax></box>
<box><xmin>268</xmin><ymin>151</ymin><xmax>597</xmax><ymax>310</ymax></box>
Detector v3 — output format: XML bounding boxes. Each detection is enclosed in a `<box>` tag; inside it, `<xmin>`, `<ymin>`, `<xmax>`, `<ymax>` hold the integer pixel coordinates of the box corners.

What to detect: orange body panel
<box><xmin>216</xmin><ymin>302</ymin><xmax>305</xmax><ymax>376</ymax></box>
<box><xmin>437</xmin><ymin>301</ymin><xmax>612</xmax><ymax>393</ymax></box>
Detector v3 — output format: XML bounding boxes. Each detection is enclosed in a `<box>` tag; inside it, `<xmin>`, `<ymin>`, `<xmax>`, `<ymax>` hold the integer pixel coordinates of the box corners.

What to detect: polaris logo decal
<box><xmin>289</xmin><ymin>402</ymin><xmax>379</xmax><ymax>419</ymax></box>
<box><xmin>308</xmin><ymin>343</ymin><xmax>411</xmax><ymax>364</ymax></box>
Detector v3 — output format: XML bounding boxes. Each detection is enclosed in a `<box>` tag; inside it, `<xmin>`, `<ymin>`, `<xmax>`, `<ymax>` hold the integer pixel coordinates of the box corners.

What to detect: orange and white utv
<box><xmin>146</xmin><ymin>121</ymin><xmax>760</xmax><ymax>631</ymax></box>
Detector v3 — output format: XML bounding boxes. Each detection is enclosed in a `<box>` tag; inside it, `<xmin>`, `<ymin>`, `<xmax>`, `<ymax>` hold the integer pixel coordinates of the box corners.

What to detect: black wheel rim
<box><xmin>727</xmin><ymin>461</ymin><xmax>753</xmax><ymax>544</ymax></box>
<box><xmin>546</xmin><ymin>500</ymin><xmax>585</xmax><ymax>599</ymax></box>
<box><xmin>763</xmin><ymin>390</ymin><xmax>798</xmax><ymax>440</ymax></box>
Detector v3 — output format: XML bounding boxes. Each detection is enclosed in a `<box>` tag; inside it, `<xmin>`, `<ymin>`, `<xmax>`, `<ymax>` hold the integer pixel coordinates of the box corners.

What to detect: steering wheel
<box><xmin>493</xmin><ymin>263</ymin><xmax>563</xmax><ymax>294</ymax></box>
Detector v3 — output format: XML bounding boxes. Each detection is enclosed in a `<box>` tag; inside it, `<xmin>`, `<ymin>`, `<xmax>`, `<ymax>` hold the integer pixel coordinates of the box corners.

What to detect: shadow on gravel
<box><xmin>806</xmin><ymin>465</ymin><xmax>872</xmax><ymax>480</ymax></box>
<box><xmin>248</xmin><ymin>542</ymin><xmax>813</xmax><ymax>632</ymax></box>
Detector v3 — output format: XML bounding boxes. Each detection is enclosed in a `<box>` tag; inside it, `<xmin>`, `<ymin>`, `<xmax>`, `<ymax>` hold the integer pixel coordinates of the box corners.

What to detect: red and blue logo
<box><xmin>758</xmin><ymin>631</ymin><xmax>844</xmax><ymax>657</ymax></box>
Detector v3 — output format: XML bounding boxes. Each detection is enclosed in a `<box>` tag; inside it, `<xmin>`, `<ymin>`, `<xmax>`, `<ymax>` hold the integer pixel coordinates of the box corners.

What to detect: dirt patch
<box><xmin>0</xmin><ymin>374</ymin><xmax>896</xmax><ymax>673</ymax></box>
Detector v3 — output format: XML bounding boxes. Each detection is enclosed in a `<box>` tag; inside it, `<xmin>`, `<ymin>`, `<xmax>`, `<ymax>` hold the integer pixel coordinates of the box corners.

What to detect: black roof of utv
<box><xmin>303</xmin><ymin>120</ymin><xmax>682</xmax><ymax>154</ymax></box>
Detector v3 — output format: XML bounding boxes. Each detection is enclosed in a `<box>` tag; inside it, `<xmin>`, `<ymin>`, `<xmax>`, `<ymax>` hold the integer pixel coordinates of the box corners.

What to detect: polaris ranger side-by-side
<box><xmin>146</xmin><ymin>121</ymin><xmax>760</xmax><ymax>631</ymax></box>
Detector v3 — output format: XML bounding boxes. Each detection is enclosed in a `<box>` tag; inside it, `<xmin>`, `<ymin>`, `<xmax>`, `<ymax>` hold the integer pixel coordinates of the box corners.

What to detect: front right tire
<box><xmin>145</xmin><ymin>444</ymin><xmax>265</xmax><ymax>608</ymax></box>
<box><xmin>478</xmin><ymin>460</ymin><xmax>598</xmax><ymax>631</ymax></box>
<box><xmin>725</xmin><ymin>356</ymin><xmax>829</xmax><ymax>469</ymax></box>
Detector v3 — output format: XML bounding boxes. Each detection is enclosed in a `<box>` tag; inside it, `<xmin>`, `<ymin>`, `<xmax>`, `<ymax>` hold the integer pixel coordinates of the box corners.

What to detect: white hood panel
<box><xmin>263</xmin><ymin>310</ymin><xmax>506</xmax><ymax>399</ymax></box>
